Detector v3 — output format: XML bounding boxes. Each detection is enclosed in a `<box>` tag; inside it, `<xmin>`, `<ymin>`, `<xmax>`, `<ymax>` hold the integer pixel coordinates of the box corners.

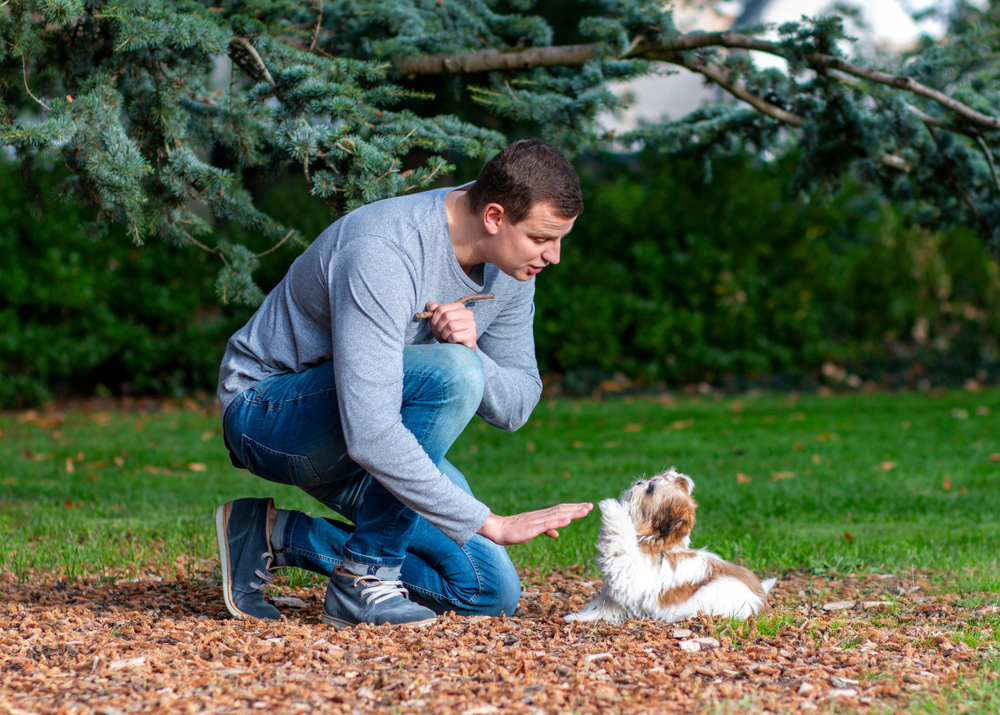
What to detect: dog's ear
<box><xmin>657</xmin><ymin>507</ymin><xmax>692</xmax><ymax>539</ymax></box>
<box><xmin>674</xmin><ymin>474</ymin><xmax>695</xmax><ymax>495</ymax></box>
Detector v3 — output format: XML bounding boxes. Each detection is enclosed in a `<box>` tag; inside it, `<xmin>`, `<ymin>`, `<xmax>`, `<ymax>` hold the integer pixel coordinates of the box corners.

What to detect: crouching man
<box><xmin>214</xmin><ymin>139</ymin><xmax>592</xmax><ymax>628</ymax></box>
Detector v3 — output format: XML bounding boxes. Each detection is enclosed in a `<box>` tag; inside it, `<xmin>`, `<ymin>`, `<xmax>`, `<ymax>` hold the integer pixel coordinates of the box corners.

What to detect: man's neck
<box><xmin>446</xmin><ymin>190</ymin><xmax>486</xmax><ymax>276</ymax></box>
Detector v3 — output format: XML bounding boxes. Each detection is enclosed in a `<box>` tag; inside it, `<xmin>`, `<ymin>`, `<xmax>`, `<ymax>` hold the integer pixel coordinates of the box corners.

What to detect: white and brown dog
<box><xmin>565</xmin><ymin>468</ymin><xmax>775</xmax><ymax>624</ymax></box>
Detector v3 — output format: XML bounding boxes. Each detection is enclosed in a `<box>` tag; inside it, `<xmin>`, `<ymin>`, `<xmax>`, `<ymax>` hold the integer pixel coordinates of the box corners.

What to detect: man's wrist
<box><xmin>478</xmin><ymin>512</ymin><xmax>504</xmax><ymax>543</ymax></box>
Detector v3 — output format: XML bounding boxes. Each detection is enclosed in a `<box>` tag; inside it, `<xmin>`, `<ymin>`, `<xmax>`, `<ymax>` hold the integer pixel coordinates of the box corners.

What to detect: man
<box><xmin>215</xmin><ymin>139</ymin><xmax>592</xmax><ymax>628</ymax></box>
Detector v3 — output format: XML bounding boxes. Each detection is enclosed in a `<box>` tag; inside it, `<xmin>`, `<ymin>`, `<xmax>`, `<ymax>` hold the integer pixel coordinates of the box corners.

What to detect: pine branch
<box><xmin>231</xmin><ymin>37</ymin><xmax>277</xmax><ymax>88</ymax></box>
<box><xmin>393</xmin><ymin>31</ymin><xmax>1000</xmax><ymax>132</ymax></box>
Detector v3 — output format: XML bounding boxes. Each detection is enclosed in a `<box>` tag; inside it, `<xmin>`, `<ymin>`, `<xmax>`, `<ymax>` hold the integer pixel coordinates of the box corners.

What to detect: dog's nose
<box><xmin>645</xmin><ymin>481</ymin><xmax>657</xmax><ymax>495</ymax></box>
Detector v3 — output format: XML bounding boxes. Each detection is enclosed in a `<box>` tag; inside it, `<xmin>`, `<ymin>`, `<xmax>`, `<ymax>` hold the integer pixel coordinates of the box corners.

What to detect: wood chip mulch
<box><xmin>0</xmin><ymin>567</ymin><xmax>996</xmax><ymax>714</ymax></box>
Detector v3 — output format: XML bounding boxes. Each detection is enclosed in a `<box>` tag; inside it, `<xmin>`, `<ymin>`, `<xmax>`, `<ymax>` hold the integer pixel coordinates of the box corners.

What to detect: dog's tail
<box><xmin>761</xmin><ymin>577</ymin><xmax>777</xmax><ymax>594</ymax></box>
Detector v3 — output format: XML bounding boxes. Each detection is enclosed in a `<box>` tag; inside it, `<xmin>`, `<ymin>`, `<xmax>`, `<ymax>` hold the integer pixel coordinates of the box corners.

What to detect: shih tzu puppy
<box><xmin>564</xmin><ymin>467</ymin><xmax>775</xmax><ymax>624</ymax></box>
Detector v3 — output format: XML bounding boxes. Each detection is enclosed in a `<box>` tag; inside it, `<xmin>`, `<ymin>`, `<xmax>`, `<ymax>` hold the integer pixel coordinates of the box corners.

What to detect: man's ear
<box><xmin>483</xmin><ymin>202</ymin><xmax>505</xmax><ymax>235</ymax></box>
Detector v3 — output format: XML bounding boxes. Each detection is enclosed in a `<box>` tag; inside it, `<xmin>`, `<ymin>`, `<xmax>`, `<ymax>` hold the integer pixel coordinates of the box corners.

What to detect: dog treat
<box><xmin>415</xmin><ymin>293</ymin><xmax>494</xmax><ymax>319</ymax></box>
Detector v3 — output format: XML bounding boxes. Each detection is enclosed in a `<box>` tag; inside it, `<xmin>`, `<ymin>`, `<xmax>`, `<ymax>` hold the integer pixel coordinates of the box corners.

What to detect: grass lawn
<box><xmin>1</xmin><ymin>388</ymin><xmax>997</xmax><ymax>588</ymax></box>
<box><xmin>1</xmin><ymin>388</ymin><xmax>998</xmax><ymax>713</ymax></box>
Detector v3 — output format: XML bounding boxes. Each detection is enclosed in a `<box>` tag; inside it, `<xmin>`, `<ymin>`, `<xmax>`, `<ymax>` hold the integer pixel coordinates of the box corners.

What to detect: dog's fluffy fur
<box><xmin>564</xmin><ymin>468</ymin><xmax>775</xmax><ymax>624</ymax></box>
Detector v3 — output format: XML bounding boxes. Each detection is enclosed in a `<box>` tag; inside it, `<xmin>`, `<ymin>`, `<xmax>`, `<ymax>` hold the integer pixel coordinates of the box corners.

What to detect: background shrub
<box><xmin>533</xmin><ymin>153</ymin><xmax>1000</xmax><ymax>389</ymax></box>
<box><xmin>3</xmin><ymin>152</ymin><xmax>999</xmax><ymax>407</ymax></box>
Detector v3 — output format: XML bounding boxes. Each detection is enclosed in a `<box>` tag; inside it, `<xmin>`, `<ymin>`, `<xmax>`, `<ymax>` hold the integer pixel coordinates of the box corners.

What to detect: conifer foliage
<box><xmin>2</xmin><ymin>1</ymin><xmax>999</xmax><ymax>303</ymax></box>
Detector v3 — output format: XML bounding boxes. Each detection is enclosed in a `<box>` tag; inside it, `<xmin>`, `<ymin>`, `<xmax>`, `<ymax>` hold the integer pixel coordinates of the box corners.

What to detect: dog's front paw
<box><xmin>563</xmin><ymin>595</ymin><xmax>606</xmax><ymax>623</ymax></box>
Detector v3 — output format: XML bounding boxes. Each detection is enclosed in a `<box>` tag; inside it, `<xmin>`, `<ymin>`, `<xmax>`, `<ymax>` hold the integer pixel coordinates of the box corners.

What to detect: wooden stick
<box><xmin>415</xmin><ymin>293</ymin><xmax>494</xmax><ymax>319</ymax></box>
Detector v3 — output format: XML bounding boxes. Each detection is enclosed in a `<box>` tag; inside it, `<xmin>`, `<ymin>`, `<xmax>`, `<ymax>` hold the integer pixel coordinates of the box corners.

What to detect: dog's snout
<box><xmin>645</xmin><ymin>481</ymin><xmax>657</xmax><ymax>495</ymax></box>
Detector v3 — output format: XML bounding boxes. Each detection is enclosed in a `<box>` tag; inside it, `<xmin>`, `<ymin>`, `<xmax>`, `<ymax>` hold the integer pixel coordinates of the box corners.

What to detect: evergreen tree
<box><xmin>2</xmin><ymin>0</ymin><xmax>998</xmax><ymax>303</ymax></box>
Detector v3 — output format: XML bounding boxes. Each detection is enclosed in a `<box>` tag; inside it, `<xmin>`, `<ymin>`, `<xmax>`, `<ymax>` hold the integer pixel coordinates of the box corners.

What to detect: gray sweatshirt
<box><xmin>217</xmin><ymin>186</ymin><xmax>542</xmax><ymax>546</ymax></box>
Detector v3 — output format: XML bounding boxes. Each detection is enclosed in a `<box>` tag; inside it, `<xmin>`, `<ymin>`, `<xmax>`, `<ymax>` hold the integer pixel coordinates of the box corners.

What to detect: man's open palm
<box><xmin>478</xmin><ymin>502</ymin><xmax>593</xmax><ymax>545</ymax></box>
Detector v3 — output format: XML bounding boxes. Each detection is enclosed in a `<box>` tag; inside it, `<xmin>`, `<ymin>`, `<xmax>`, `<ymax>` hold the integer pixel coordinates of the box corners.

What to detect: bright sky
<box><xmin>603</xmin><ymin>0</ymin><xmax>956</xmax><ymax>130</ymax></box>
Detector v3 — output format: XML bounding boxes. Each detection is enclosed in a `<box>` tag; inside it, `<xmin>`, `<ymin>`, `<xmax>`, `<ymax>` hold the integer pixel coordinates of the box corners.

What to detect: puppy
<box><xmin>565</xmin><ymin>468</ymin><xmax>775</xmax><ymax>624</ymax></box>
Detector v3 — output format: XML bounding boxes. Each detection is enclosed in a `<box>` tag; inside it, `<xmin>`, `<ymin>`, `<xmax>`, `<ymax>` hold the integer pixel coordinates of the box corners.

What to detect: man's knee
<box><xmin>466</xmin><ymin>544</ymin><xmax>522</xmax><ymax>617</ymax></box>
<box><xmin>436</xmin><ymin>343</ymin><xmax>485</xmax><ymax>402</ymax></box>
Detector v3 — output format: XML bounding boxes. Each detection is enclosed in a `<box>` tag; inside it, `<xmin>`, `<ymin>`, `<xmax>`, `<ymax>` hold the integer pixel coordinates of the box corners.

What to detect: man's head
<box><xmin>466</xmin><ymin>139</ymin><xmax>583</xmax><ymax>225</ymax></box>
<box><xmin>466</xmin><ymin>140</ymin><xmax>582</xmax><ymax>281</ymax></box>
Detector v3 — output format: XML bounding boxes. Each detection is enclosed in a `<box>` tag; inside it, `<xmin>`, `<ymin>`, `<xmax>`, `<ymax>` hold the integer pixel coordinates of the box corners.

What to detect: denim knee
<box><xmin>462</xmin><ymin>542</ymin><xmax>522</xmax><ymax>617</ymax></box>
<box><xmin>423</xmin><ymin>343</ymin><xmax>485</xmax><ymax>414</ymax></box>
<box><xmin>480</xmin><ymin>559</ymin><xmax>522</xmax><ymax>617</ymax></box>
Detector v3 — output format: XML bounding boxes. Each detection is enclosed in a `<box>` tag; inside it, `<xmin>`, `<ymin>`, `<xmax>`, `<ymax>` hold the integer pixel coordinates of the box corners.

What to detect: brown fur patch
<box><xmin>656</xmin><ymin>558</ymin><xmax>767</xmax><ymax>610</ymax></box>
<box><xmin>635</xmin><ymin>492</ymin><xmax>697</xmax><ymax>555</ymax></box>
<box><xmin>658</xmin><ymin>581</ymin><xmax>704</xmax><ymax>608</ymax></box>
<box><xmin>712</xmin><ymin>560</ymin><xmax>767</xmax><ymax>601</ymax></box>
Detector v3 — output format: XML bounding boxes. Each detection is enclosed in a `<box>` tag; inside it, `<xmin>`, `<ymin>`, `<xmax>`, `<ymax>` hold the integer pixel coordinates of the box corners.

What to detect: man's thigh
<box><xmin>224</xmin><ymin>362</ymin><xmax>364</xmax><ymax>511</ymax></box>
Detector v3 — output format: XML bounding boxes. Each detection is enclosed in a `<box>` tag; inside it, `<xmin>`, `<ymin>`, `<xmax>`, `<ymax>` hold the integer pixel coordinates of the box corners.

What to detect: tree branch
<box><xmin>976</xmin><ymin>136</ymin><xmax>1000</xmax><ymax>196</ymax></box>
<box><xmin>231</xmin><ymin>36</ymin><xmax>277</xmax><ymax>88</ymax></box>
<box><xmin>393</xmin><ymin>31</ymin><xmax>1000</xmax><ymax>131</ymax></box>
<box><xmin>682</xmin><ymin>58</ymin><xmax>804</xmax><ymax>127</ymax></box>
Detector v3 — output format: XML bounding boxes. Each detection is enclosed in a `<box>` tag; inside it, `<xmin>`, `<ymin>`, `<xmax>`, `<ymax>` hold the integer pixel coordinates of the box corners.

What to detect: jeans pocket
<box><xmin>241</xmin><ymin>435</ymin><xmax>322</xmax><ymax>489</ymax></box>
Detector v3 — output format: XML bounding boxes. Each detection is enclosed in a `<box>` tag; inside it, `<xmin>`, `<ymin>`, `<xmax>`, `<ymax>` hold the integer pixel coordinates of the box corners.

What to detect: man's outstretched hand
<box><xmin>478</xmin><ymin>502</ymin><xmax>593</xmax><ymax>546</ymax></box>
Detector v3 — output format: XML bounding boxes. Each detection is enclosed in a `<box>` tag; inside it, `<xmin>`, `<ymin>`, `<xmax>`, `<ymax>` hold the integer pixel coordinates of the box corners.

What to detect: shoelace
<box><xmin>339</xmin><ymin>570</ymin><xmax>409</xmax><ymax>606</ymax></box>
<box><xmin>249</xmin><ymin>551</ymin><xmax>276</xmax><ymax>593</ymax></box>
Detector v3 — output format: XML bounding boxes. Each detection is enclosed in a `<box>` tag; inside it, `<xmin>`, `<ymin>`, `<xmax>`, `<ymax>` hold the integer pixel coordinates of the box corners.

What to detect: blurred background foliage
<box><xmin>3</xmin><ymin>150</ymin><xmax>999</xmax><ymax>408</ymax></box>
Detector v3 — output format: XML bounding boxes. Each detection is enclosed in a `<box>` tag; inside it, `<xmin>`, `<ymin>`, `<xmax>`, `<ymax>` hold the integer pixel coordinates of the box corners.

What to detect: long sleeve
<box><xmin>476</xmin><ymin>278</ymin><xmax>542</xmax><ymax>432</ymax></box>
<box><xmin>329</xmin><ymin>238</ymin><xmax>490</xmax><ymax>545</ymax></box>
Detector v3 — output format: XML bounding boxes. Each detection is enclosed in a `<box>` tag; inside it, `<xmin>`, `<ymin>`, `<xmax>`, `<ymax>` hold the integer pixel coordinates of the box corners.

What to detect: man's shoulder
<box><xmin>339</xmin><ymin>186</ymin><xmax>451</xmax><ymax>242</ymax></box>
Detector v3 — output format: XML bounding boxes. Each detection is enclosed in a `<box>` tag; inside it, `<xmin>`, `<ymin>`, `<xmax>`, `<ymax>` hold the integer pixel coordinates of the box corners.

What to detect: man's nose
<box><xmin>543</xmin><ymin>239</ymin><xmax>561</xmax><ymax>265</ymax></box>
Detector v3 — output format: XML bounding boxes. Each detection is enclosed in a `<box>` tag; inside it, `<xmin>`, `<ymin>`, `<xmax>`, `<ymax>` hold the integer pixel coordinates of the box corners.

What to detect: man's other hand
<box><xmin>478</xmin><ymin>502</ymin><xmax>593</xmax><ymax>546</ymax></box>
<box><xmin>426</xmin><ymin>301</ymin><xmax>478</xmax><ymax>351</ymax></box>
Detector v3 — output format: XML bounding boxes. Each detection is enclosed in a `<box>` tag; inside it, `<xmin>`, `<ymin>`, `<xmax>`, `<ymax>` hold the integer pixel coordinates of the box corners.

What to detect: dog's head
<box><xmin>619</xmin><ymin>467</ymin><xmax>696</xmax><ymax>553</ymax></box>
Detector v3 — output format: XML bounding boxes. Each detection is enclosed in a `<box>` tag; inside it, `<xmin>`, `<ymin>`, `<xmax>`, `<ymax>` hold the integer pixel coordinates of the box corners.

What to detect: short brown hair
<box><xmin>466</xmin><ymin>139</ymin><xmax>583</xmax><ymax>224</ymax></box>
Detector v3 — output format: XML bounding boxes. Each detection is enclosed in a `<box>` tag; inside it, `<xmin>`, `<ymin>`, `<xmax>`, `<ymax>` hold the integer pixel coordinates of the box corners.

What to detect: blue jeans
<box><xmin>223</xmin><ymin>343</ymin><xmax>521</xmax><ymax>616</ymax></box>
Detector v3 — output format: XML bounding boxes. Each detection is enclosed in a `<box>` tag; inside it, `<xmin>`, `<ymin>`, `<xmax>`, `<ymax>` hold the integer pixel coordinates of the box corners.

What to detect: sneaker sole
<box><xmin>215</xmin><ymin>503</ymin><xmax>248</xmax><ymax>620</ymax></box>
<box><xmin>319</xmin><ymin>613</ymin><xmax>436</xmax><ymax>630</ymax></box>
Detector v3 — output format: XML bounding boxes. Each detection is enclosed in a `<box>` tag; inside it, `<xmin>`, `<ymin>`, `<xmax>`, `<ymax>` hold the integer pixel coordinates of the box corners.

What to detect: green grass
<box><xmin>1</xmin><ymin>389</ymin><xmax>999</xmax><ymax>590</ymax></box>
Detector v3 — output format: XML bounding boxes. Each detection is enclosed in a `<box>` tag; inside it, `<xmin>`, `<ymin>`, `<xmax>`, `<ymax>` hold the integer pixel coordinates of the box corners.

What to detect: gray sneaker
<box><xmin>321</xmin><ymin>562</ymin><xmax>436</xmax><ymax>629</ymax></box>
<box><xmin>215</xmin><ymin>497</ymin><xmax>281</xmax><ymax>620</ymax></box>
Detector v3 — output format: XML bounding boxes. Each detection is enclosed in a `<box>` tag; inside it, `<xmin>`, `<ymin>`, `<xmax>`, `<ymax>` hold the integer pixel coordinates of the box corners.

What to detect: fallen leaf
<box><xmin>771</xmin><ymin>471</ymin><xmax>795</xmax><ymax>481</ymax></box>
<box><xmin>823</xmin><ymin>601</ymin><xmax>855</xmax><ymax>611</ymax></box>
<box><xmin>843</xmin><ymin>532</ymin><xmax>855</xmax><ymax>542</ymax></box>
<box><xmin>737</xmin><ymin>473</ymin><xmax>752</xmax><ymax>484</ymax></box>
<box><xmin>728</xmin><ymin>401</ymin><xmax>744</xmax><ymax>413</ymax></box>
<box><xmin>976</xmin><ymin>406</ymin><xmax>990</xmax><ymax>416</ymax></box>
<box><xmin>827</xmin><ymin>688</ymin><xmax>858</xmax><ymax>699</ymax></box>
<box><xmin>109</xmin><ymin>657</ymin><xmax>145</xmax><ymax>671</ymax></box>
<box><xmin>604</xmin><ymin>441</ymin><xmax>618</xmax><ymax>449</ymax></box>
<box><xmin>188</xmin><ymin>463</ymin><xmax>207</xmax><ymax>472</ymax></box>
<box><xmin>812</xmin><ymin>454</ymin><xmax>822</xmax><ymax>464</ymax></box>
<box><xmin>790</xmin><ymin>412</ymin><xmax>806</xmax><ymax>421</ymax></box>
<box><xmin>62</xmin><ymin>499</ymin><xmax>75</xmax><ymax>509</ymax></box>
<box><xmin>667</xmin><ymin>419</ymin><xmax>694</xmax><ymax>431</ymax></box>
<box><xmin>461</xmin><ymin>707</ymin><xmax>499</xmax><ymax>715</ymax></box>
<box><xmin>526</xmin><ymin>442</ymin><xmax>536</xmax><ymax>452</ymax></box>
<box><xmin>679</xmin><ymin>637</ymin><xmax>720</xmax><ymax>652</ymax></box>
<box><xmin>943</xmin><ymin>475</ymin><xmax>952</xmax><ymax>490</ymax></box>
<box><xmin>952</xmin><ymin>408</ymin><xmax>969</xmax><ymax>420</ymax></box>
<box><xmin>991</xmin><ymin>454</ymin><xmax>1000</xmax><ymax>462</ymax></box>
<box><xmin>793</xmin><ymin>441</ymin><xmax>803</xmax><ymax>450</ymax></box>
<box><xmin>201</xmin><ymin>431</ymin><xmax>214</xmax><ymax>441</ymax></box>
<box><xmin>817</xmin><ymin>432</ymin><xmax>839</xmax><ymax>441</ymax></box>
<box><xmin>572</xmin><ymin>441</ymin><xmax>583</xmax><ymax>448</ymax></box>
<box><xmin>625</xmin><ymin>423</ymin><xmax>643</xmax><ymax>432</ymax></box>
<box><xmin>876</xmin><ymin>461</ymin><xmax>896</xmax><ymax>471</ymax></box>
<box><xmin>830</xmin><ymin>675</ymin><xmax>860</xmax><ymax>688</ymax></box>
<box><xmin>114</xmin><ymin>456</ymin><xmax>125</xmax><ymax>467</ymax></box>
<box><xmin>65</xmin><ymin>458</ymin><xmax>74</xmax><ymax>474</ymax></box>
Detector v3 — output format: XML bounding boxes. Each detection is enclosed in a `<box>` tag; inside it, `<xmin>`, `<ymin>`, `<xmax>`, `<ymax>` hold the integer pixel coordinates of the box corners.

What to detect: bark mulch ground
<box><xmin>0</xmin><ymin>566</ymin><xmax>995</xmax><ymax>714</ymax></box>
